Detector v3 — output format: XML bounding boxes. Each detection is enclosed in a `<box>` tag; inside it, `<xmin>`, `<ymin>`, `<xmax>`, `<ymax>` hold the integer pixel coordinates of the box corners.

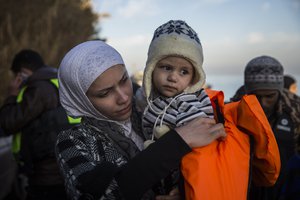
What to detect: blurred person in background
<box><xmin>130</xmin><ymin>70</ymin><xmax>143</xmax><ymax>95</ymax></box>
<box><xmin>0</xmin><ymin>49</ymin><xmax>78</xmax><ymax>200</ymax></box>
<box><xmin>0</xmin><ymin>128</ymin><xmax>18</xmax><ymax>200</ymax></box>
<box><xmin>243</xmin><ymin>55</ymin><xmax>300</xmax><ymax>200</ymax></box>
<box><xmin>279</xmin><ymin>132</ymin><xmax>300</xmax><ymax>200</ymax></box>
<box><xmin>284</xmin><ymin>74</ymin><xmax>298</xmax><ymax>95</ymax></box>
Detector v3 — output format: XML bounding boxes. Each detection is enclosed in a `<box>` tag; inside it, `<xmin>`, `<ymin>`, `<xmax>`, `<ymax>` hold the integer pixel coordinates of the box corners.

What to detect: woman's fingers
<box><xmin>192</xmin><ymin>117</ymin><xmax>216</xmax><ymax>126</ymax></box>
<box><xmin>175</xmin><ymin>117</ymin><xmax>226</xmax><ymax>148</ymax></box>
<box><xmin>155</xmin><ymin>187</ymin><xmax>180</xmax><ymax>200</ymax></box>
<box><xmin>209</xmin><ymin>123</ymin><xmax>227</xmax><ymax>139</ymax></box>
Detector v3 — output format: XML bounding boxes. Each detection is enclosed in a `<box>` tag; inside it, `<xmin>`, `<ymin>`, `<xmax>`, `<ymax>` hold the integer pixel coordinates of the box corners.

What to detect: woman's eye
<box><xmin>97</xmin><ymin>91</ymin><xmax>109</xmax><ymax>98</ymax></box>
<box><xmin>121</xmin><ymin>76</ymin><xmax>128</xmax><ymax>83</ymax></box>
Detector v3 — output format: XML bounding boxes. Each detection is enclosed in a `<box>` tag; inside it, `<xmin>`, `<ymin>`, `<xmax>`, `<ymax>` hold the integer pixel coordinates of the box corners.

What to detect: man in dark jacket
<box><xmin>241</xmin><ymin>55</ymin><xmax>300</xmax><ymax>200</ymax></box>
<box><xmin>0</xmin><ymin>49</ymin><xmax>73</xmax><ymax>200</ymax></box>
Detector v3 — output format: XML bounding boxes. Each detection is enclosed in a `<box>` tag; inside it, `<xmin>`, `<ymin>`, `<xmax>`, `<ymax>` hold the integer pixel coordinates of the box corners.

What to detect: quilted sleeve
<box><xmin>176</xmin><ymin>93</ymin><xmax>214</xmax><ymax>126</ymax></box>
<box><xmin>55</xmin><ymin>128</ymin><xmax>123</xmax><ymax>199</ymax></box>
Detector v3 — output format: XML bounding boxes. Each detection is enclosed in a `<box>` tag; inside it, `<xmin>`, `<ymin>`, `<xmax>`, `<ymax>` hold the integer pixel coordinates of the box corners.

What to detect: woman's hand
<box><xmin>175</xmin><ymin>117</ymin><xmax>226</xmax><ymax>148</ymax></box>
<box><xmin>155</xmin><ymin>187</ymin><xmax>180</xmax><ymax>200</ymax></box>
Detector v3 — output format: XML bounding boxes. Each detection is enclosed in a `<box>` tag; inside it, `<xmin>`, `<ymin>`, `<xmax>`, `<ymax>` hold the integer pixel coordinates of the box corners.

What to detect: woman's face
<box><xmin>86</xmin><ymin>64</ymin><xmax>133</xmax><ymax>121</ymax></box>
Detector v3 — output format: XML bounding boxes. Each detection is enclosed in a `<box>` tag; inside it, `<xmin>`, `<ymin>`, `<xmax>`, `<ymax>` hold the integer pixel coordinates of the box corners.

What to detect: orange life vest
<box><xmin>181</xmin><ymin>89</ymin><xmax>281</xmax><ymax>200</ymax></box>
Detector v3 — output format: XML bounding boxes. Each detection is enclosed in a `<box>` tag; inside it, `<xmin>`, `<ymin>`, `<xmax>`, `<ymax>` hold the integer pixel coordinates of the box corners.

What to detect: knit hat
<box><xmin>244</xmin><ymin>55</ymin><xmax>284</xmax><ymax>92</ymax></box>
<box><xmin>143</xmin><ymin>20</ymin><xmax>205</xmax><ymax>99</ymax></box>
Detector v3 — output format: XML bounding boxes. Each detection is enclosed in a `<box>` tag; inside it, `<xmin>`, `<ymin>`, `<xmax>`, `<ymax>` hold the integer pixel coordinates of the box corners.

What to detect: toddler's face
<box><xmin>152</xmin><ymin>56</ymin><xmax>195</xmax><ymax>97</ymax></box>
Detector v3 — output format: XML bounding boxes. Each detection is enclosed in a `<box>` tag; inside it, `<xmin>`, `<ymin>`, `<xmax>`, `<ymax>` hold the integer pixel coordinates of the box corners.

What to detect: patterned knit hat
<box><xmin>244</xmin><ymin>55</ymin><xmax>284</xmax><ymax>92</ymax></box>
<box><xmin>143</xmin><ymin>20</ymin><xmax>205</xmax><ymax>99</ymax></box>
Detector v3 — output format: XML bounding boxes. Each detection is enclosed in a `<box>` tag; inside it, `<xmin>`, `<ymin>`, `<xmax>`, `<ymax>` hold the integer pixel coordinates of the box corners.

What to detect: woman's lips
<box><xmin>117</xmin><ymin>103</ymin><xmax>131</xmax><ymax>114</ymax></box>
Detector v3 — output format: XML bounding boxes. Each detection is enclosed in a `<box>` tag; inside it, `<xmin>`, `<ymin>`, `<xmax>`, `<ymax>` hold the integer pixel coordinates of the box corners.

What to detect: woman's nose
<box><xmin>116</xmin><ymin>88</ymin><xmax>129</xmax><ymax>103</ymax></box>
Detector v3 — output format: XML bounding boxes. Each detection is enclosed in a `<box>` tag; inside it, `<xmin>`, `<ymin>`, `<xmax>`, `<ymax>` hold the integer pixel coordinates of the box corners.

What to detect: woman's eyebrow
<box><xmin>96</xmin><ymin>71</ymin><xmax>127</xmax><ymax>92</ymax></box>
<box><xmin>96</xmin><ymin>87</ymin><xmax>111</xmax><ymax>94</ymax></box>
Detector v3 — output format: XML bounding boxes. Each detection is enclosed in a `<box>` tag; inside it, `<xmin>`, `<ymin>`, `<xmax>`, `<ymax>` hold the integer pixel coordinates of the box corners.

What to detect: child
<box><xmin>136</xmin><ymin>19</ymin><xmax>214</xmax><ymax>196</ymax></box>
<box><xmin>137</xmin><ymin>20</ymin><xmax>281</xmax><ymax>200</ymax></box>
<box><xmin>137</xmin><ymin>20</ymin><xmax>214</xmax><ymax>146</ymax></box>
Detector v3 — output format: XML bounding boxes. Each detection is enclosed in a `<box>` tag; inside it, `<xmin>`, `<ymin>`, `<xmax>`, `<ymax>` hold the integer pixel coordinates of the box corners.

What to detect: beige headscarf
<box><xmin>58</xmin><ymin>40</ymin><xmax>125</xmax><ymax>120</ymax></box>
<box><xmin>59</xmin><ymin>40</ymin><xmax>144</xmax><ymax>150</ymax></box>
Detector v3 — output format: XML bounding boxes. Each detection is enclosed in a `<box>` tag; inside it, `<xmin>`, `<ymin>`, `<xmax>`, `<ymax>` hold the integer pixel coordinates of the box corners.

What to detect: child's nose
<box><xmin>167</xmin><ymin>72</ymin><xmax>178</xmax><ymax>82</ymax></box>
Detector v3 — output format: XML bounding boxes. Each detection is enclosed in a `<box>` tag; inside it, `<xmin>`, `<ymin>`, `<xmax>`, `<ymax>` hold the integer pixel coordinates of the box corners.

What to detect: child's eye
<box><xmin>180</xmin><ymin>69</ymin><xmax>189</xmax><ymax>75</ymax></box>
<box><xmin>159</xmin><ymin>65</ymin><xmax>172</xmax><ymax>71</ymax></box>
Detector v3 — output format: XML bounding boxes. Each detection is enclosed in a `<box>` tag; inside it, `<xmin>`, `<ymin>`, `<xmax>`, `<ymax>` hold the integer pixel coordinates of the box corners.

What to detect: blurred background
<box><xmin>0</xmin><ymin>0</ymin><xmax>299</xmax><ymax>103</ymax></box>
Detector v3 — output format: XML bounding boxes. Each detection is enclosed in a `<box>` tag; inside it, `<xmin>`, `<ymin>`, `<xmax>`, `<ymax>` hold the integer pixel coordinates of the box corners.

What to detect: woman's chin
<box><xmin>114</xmin><ymin>109</ymin><xmax>132</xmax><ymax>121</ymax></box>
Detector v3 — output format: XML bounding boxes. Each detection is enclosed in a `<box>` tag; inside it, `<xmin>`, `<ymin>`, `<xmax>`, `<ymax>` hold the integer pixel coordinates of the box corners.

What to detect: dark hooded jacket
<box><xmin>250</xmin><ymin>89</ymin><xmax>300</xmax><ymax>200</ymax></box>
<box><xmin>0</xmin><ymin>66</ymin><xmax>59</xmax><ymax>134</ymax></box>
<box><xmin>0</xmin><ymin>66</ymin><xmax>67</xmax><ymax>186</ymax></box>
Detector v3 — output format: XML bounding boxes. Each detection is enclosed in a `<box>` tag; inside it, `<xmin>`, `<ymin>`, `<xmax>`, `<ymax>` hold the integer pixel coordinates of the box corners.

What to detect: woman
<box><xmin>55</xmin><ymin>40</ymin><xmax>226</xmax><ymax>200</ymax></box>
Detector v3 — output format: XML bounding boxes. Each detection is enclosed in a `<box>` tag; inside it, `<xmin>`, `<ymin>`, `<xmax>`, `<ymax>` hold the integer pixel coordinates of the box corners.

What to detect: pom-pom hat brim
<box><xmin>143</xmin><ymin>20</ymin><xmax>206</xmax><ymax>99</ymax></box>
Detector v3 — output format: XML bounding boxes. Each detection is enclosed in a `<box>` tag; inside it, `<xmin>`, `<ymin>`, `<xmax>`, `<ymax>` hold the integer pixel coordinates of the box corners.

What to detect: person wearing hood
<box><xmin>138</xmin><ymin>20</ymin><xmax>214</xmax><ymax>142</ymax></box>
<box><xmin>55</xmin><ymin>40</ymin><xmax>226</xmax><ymax>200</ymax></box>
<box><xmin>137</xmin><ymin>20</ymin><xmax>281</xmax><ymax>200</ymax></box>
<box><xmin>0</xmin><ymin>49</ymin><xmax>71</xmax><ymax>200</ymax></box>
<box><xmin>136</xmin><ymin>20</ymin><xmax>215</xmax><ymax>195</ymax></box>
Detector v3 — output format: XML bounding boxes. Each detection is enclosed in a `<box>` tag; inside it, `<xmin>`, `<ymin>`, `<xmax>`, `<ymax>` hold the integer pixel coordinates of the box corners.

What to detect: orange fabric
<box><xmin>181</xmin><ymin>89</ymin><xmax>280</xmax><ymax>200</ymax></box>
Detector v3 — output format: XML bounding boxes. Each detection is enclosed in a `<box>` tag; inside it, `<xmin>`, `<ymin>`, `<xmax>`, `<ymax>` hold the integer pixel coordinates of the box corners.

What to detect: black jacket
<box><xmin>250</xmin><ymin>89</ymin><xmax>300</xmax><ymax>200</ymax></box>
<box><xmin>0</xmin><ymin>66</ymin><xmax>59</xmax><ymax>135</ymax></box>
<box><xmin>0</xmin><ymin>66</ymin><xmax>66</xmax><ymax>186</ymax></box>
